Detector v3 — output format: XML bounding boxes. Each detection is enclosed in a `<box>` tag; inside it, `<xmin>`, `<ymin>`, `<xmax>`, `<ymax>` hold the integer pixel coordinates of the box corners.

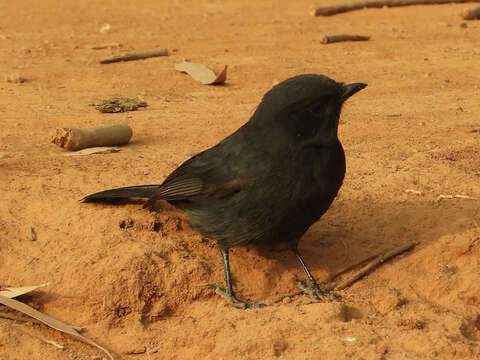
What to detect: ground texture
<box><xmin>1</xmin><ymin>1</ymin><xmax>480</xmax><ymax>359</ymax></box>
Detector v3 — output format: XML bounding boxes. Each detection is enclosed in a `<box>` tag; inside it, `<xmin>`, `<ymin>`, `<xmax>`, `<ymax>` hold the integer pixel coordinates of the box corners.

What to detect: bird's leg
<box><xmin>293</xmin><ymin>247</ymin><xmax>340</xmax><ymax>300</ymax></box>
<box><xmin>208</xmin><ymin>248</ymin><xmax>266</xmax><ymax>309</ymax></box>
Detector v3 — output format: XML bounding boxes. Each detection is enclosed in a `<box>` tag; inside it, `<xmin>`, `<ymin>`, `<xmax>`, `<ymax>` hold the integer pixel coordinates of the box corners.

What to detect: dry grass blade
<box><xmin>66</xmin><ymin>147</ymin><xmax>120</xmax><ymax>156</ymax></box>
<box><xmin>15</xmin><ymin>325</ymin><xmax>65</xmax><ymax>349</ymax></box>
<box><xmin>0</xmin><ymin>295</ymin><xmax>114</xmax><ymax>360</ymax></box>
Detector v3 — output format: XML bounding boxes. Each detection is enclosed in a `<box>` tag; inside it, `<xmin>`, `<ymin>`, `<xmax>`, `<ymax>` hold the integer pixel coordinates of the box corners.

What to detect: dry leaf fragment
<box><xmin>175</xmin><ymin>61</ymin><xmax>227</xmax><ymax>85</ymax></box>
<box><xmin>0</xmin><ymin>295</ymin><xmax>114</xmax><ymax>360</ymax></box>
<box><xmin>99</xmin><ymin>24</ymin><xmax>111</xmax><ymax>34</ymax></box>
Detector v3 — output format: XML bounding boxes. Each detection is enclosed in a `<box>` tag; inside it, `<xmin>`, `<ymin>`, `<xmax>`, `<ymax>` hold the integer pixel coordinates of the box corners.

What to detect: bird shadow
<box><xmin>249</xmin><ymin>198</ymin><xmax>479</xmax><ymax>294</ymax></box>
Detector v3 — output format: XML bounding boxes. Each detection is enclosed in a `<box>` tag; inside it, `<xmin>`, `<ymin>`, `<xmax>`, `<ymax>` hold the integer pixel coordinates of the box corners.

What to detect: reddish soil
<box><xmin>1</xmin><ymin>1</ymin><xmax>480</xmax><ymax>359</ymax></box>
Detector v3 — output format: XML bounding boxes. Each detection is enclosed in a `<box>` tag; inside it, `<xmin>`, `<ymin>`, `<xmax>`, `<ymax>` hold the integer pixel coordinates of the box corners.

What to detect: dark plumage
<box><xmin>83</xmin><ymin>74</ymin><xmax>367</xmax><ymax>308</ymax></box>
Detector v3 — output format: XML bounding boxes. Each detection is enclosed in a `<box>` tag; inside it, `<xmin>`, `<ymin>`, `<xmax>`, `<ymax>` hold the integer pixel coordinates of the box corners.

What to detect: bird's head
<box><xmin>251</xmin><ymin>74</ymin><xmax>366</xmax><ymax>147</ymax></box>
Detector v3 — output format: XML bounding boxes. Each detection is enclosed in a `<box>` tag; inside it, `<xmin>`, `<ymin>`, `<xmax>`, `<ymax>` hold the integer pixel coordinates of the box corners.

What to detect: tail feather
<box><xmin>82</xmin><ymin>185</ymin><xmax>161</xmax><ymax>203</ymax></box>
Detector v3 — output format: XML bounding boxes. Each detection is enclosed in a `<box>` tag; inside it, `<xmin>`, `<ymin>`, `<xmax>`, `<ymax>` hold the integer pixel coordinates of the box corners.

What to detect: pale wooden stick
<box><xmin>311</xmin><ymin>0</ymin><xmax>479</xmax><ymax>17</ymax></box>
<box><xmin>52</xmin><ymin>124</ymin><xmax>132</xmax><ymax>151</ymax></box>
<box><xmin>335</xmin><ymin>242</ymin><xmax>415</xmax><ymax>290</ymax></box>
<box><xmin>100</xmin><ymin>48</ymin><xmax>168</xmax><ymax>64</ymax></box>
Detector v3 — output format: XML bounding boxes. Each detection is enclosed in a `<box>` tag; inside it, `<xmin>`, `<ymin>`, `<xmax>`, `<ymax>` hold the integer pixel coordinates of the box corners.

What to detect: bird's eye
<box><xmin>309</xmin><ymin>103</ymin><xmax>325</xmax><ymax>117</ymax></box>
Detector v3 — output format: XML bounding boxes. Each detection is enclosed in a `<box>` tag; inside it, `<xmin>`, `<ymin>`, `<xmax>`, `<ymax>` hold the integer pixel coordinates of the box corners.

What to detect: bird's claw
<box><xmin>296</xmin><ymin>280</ymin><xmax>341</xmax><ymax>301</ymax></box>
<box><xmin>208</xmin><ymin>284</ymin><xmax>266</xmax><ymax>309</ymax></box>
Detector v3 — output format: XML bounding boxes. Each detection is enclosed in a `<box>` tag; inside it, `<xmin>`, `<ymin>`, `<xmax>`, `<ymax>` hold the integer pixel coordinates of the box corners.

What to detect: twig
<box><xmin>99</xmin><ymin>48</ymin><xmax>168</xmax><ymax>64</ymax></box>
<box><xmin>335</xmin><ymin>242</ymin><xmax>415</xmax><ymax>290</ymax></box>
<box><xmin>321</xmin><ymin>34</ymin><xmax>370</xmax><ymax>44</ymax></box>
<box><xmin>462</xmin><ymin>5</ymin><xmax>480</xmax><ymax>19</ymax></box>
<box><xmin>329</xmin><ymin>253</ymin><xmax>378</xmax><ymax>281</ymax></box>
<box><xmin>311</xmin><ymin>0</ymin><xmax>480</xmax><ymax>17</ymax></box>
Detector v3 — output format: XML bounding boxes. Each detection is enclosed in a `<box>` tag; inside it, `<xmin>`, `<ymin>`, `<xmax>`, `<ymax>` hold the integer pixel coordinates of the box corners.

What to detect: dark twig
<box><xmin>311</xmin><ymin>0</ymin><xmax>480</xmax><ymax>17</ymax></box>
<box><xmin>333</xmin><ymin>242</ymin><xmax>415</xmax><ymax>290</ymax></box>
<box><xmin>99</xmin><ymin>48</ymin><xmax>168</xmax><ymax>64</ymax></box>
<box><xmin>324</xmin><ymin>253</ymin><xmax>378</xmax><ymax>291</ymax></box>
<box><xmin>321</xmin><ymin>34</ymin><xmax>370</xmax><ymax>44</ymax></box>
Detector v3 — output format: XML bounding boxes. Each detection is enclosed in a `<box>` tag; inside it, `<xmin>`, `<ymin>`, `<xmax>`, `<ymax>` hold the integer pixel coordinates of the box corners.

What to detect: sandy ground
<box><xmin>1</xmin><ymin>0</ymin><xmax>480</xmax><ymax>359</ymax></box>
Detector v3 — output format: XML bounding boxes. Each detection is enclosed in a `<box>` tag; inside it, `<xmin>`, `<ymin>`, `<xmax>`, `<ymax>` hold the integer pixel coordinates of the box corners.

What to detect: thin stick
<box><xmin>324</xmin><ymin>253</ymin><xmax>378</xmax><ymax>291</ymax></box>
<box><xmin>330</xmin><ymin>253</ymin><xmax>379</xmax><ymax>281</ymax></box>
<box><xmin>99</xmin><ymin>48</ymin><xmax>168</xmax><ymax>64</ymax></box>
<box><xmin>322</xmin><ymin>34</ymin><xmax>370</xmax><ymax>44</ymax></box>
<box><xmin>335</xmin><ymin>242</ymin><xmax>415</xmax><ymax>290</ymax></box>
<box><xmin>311</xmin><ymin>0</ymin><xmax>480</xmax><ymax>17</ymax></box>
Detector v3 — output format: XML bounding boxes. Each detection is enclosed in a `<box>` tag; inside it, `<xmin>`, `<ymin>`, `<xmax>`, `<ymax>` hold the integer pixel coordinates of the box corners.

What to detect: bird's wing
<box><xmin>144</xmin><ymin>142</ymin><xmax>249</xmax><ymax>207</ymax></box>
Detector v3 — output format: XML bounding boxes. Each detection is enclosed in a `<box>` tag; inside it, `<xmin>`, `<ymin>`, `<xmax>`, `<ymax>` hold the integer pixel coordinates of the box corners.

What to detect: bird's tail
<box><xmin>81</xmin><ymin>185</ymin><xmax>161</xmax><ymax>203</ymax></box>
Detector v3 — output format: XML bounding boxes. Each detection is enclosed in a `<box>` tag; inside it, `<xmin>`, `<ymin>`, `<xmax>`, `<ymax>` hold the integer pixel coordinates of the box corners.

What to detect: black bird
<box><xmin>83</xmin><ymin>74</ymin><xmax>366</xmax><ymax>308</ymax></box>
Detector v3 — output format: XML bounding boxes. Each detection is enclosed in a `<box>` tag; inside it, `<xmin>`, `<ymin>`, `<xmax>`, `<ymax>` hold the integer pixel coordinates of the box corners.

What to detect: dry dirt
<box><xmin>1</xmin><ymin>1</ymin><xmax>480</xmax><ymax>359</ymax></box>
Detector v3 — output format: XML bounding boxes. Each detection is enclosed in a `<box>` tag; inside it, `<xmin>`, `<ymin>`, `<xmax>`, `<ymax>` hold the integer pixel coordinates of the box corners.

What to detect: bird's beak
<box><xmin>342</xmin><ymin>83</ymin><xmax>367</xmax><ymax>101</ymax></box>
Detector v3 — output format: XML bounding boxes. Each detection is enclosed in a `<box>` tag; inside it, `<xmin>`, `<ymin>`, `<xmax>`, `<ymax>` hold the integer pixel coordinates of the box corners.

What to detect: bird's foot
<box><xmin>296</xmin><ymin>280</ymin><xmax>341</xmax><ymax>301</ymax></box>
<box><xmin>208</xmin><ymin>284</ymin><xmax>266</xmax><ymax>309</ymax></box>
